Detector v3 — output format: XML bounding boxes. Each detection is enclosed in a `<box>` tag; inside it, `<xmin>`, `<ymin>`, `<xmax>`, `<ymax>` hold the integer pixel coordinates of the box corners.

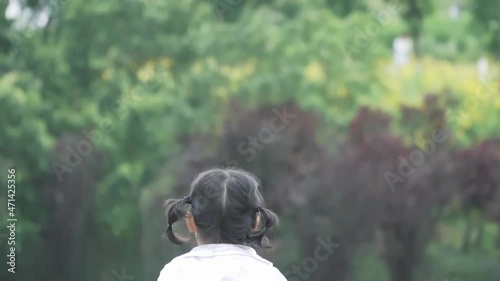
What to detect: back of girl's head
<box><xmin>163</xmin><ymin>168</ymin><xmax>278</xmax><ymax>248</ymax></box>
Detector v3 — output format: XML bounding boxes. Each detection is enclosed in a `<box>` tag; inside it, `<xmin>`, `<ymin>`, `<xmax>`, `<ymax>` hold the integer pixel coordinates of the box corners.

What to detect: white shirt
<box><xmin>157</xmin><ymin>243</ymin><xmax>287</xmax><ymax>281</ymax></box>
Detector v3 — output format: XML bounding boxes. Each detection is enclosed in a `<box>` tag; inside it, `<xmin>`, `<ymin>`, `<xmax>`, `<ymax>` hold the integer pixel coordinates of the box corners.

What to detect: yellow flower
<box><xmin>338</xmin><ymin>85</ymin><xmax>347</xmax><ymax>97</ymax></box>
<box><xmin>214</xmin><ymin>86</ymin><xmax>228</xmax><ymax>100</ymax></box>
<box><xmin>159</xmin><ymin>57</ymin><xmax>173</xmax><ymax>68</ymax></box>
<box><xmin>102</xmin><ymin>70</ymin><xmax>112</xmax><ymax>81</ymax></box>
<box><xmin>191</xmin><ymin>60</ymin><xmax>203</xmax><ymax>74</ymax></box>
<box><xmin>219</xmin><ymin>65</ymin><xmax>230</xmax><ymax>76</ymax></box>
<box><xmin>137</xmin><ymin>63</ymin><xmax>155</xmax><ymax>82</ymax></box>
<box><xmin>219</xmin><ymin>59</ymin><xmax>256</xmax><ymax>82</ymax></box>
<box><xmin>137</xmin><ymin>58</ymin><xmax>173</xmax><ymax>82</ymax></box>
<box><xmin>303</xmin><ymin>61</ymin><xmax>326</xmax><ymax>84</ymax></box>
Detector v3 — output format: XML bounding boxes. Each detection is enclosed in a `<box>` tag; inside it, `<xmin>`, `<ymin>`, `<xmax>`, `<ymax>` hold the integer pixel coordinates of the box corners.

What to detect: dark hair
<box><xmin>163</xmin><ymin>168</ymin><xmax>278</xmax><ymax>248</ymax></box>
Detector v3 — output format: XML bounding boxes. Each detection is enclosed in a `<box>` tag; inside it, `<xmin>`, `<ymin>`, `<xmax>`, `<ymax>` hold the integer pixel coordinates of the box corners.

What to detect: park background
<box><xmin>1</xmin><ymin>0</ymin><xmax>500</xmax><ymax>280</ymax></box>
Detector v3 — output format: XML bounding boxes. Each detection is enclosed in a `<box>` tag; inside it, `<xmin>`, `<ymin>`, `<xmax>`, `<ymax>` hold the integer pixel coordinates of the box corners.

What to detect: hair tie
<box><xmin>256</xmin><ymin>206</ymin><xmax>262</xmax><ymax>212</ymax></box>
<box><xmin>165</xmin><ymin>224</ymin><xmax>172</xmax><ymax>234</ymax></box>
<box><xmin>184</xmin><ymin>196</ymin><xmax>192</xmax><ymax>204</ymax></box>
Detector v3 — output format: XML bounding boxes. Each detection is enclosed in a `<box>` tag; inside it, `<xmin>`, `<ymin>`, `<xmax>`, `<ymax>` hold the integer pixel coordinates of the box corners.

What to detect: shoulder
<box><xmin>245</xmin><ymin>255</ymin><xmax>287</xmax><ymax>280</ymax></box>
<box><xmin>269</xmin><ymin>266</ymin><xmax>288</xmax><ymax>281</ymax></box>
<box><xmin>157</xmin><ymin>245</ymin><xmax>287</xmax><ymax>281</ymax></box>
<box><xmin>157</xmin><ymin>255</ymin><xmax>191</xmax><ymax>281</ymax></box>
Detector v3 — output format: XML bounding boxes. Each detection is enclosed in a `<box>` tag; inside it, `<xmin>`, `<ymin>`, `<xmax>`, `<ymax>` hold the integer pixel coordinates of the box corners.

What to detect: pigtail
<box><xmin>246</xmin><ymin>206</ymin><xmax>279</xmax><ymax>248</ymax></box>
<box><xmin>163</xmin><ymin>197</ymin><xmax>191</xmax><ymax>245</ymax></box>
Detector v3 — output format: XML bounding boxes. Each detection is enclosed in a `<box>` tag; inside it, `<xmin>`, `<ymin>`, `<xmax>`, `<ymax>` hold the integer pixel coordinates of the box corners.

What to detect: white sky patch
<box><xmin>5</xmin><ymin>0</ymin><xmax>51</xmax><ymax>29</ymax></box>
<box><xmin>5</xmin><ymin>0</ymin><xmax>22</xmax><ymax>20</ymax></box>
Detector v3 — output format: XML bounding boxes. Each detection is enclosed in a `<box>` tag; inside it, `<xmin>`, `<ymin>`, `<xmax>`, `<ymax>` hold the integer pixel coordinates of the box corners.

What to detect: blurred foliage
<box><xmin>470</xmin><ymin>0</ymin><xmax>500</xmax><ymax>56</ymax></box>
<box><xmin>0</xmin><ymin>0</ymin><xmax>499</xmax><ymax>281</ymax></box>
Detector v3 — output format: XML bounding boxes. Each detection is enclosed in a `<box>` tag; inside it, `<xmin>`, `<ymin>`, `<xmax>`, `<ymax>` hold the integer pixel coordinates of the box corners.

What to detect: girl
<box><xmin>157</xmin><ymin>168</ymin><xmax>287</xmax><ymax>281</ymax></box>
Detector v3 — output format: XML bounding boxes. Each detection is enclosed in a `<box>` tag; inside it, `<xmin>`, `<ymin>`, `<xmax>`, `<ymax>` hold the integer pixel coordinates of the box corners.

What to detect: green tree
<box><xmin>388</xmin><ymin>0</ymin><xmax>434</xmax><ymax>56</ymax></box>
